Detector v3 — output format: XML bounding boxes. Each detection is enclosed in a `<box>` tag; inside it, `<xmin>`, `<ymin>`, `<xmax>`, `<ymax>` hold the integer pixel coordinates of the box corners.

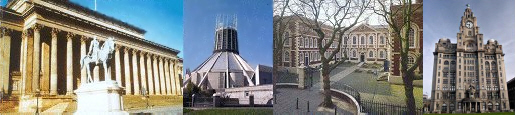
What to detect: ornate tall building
<box><xmin>430</xmin><ymin>6</ymin><xmax>510</xmax><ymax>113</ymax></box>
<box><xmin>0</xmin><ymin>0</ymin><xmax>183</xmax><ymax>112</ymax></box>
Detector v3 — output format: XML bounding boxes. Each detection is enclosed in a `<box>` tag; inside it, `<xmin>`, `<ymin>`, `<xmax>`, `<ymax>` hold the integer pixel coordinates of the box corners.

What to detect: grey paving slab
<box><xmin>273</xmin><ymin>88</ymin><xmax>355</xmax><ymax>115</ymax></box>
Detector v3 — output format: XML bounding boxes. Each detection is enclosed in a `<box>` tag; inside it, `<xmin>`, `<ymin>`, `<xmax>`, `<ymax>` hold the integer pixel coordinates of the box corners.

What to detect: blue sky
<box><xmin>423</xmin><ymin>0</ymin><xmax>515</xmax><ymax>97</ymax></box>
<box><xmin>183</xmin><ymin>0</ymin><xmax>273</xmax><ymax>71</ymax></box>
<box><xmin>1</xmin><ymin>0</ymin><xmax>183</xmax><ymax>57</ymax></box>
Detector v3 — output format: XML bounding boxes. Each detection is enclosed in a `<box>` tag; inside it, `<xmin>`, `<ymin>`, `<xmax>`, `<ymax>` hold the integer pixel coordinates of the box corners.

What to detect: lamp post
<box><xmin>35</xmin><ymin>89</ymin><xmax>41</xmax><ymax>114</ymax></box>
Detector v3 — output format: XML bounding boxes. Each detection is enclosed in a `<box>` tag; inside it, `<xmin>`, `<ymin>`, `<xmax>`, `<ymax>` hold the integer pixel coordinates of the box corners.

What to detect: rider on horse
<box><xmin>88</xmin><ymin>37</ymin><xmax>100</xmax><ymax>64</ymax></box>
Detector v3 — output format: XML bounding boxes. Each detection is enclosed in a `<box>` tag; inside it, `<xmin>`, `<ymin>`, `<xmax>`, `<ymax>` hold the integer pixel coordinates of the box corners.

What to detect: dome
<box><xmin>488</xmin><ymin>39</ymin><xmax>497</xmax><ymax>44</ymax></box>
<box><xmin>439</xmin><ymin>38</ymin><xmax>450</xmax><ymax>43</ymax></box>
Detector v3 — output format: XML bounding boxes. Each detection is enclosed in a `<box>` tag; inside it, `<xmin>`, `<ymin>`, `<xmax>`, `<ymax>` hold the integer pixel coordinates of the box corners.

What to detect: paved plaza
<box><xmin>126</xmin><ymin>105</ymin><xmax>183</xmax><ymax>114</ymax></box>
<box><xmin>273</xmin><ymin>88</ymin><xmax>355</xmax><ymax>115</ymax></box>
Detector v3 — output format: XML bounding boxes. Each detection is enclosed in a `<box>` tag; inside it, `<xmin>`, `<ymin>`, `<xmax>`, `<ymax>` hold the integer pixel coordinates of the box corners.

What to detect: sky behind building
<box><xmin>1</xmin><ymin>0</ymin><xmax>184</xmax><ymax>57</ymax></box>
<box><xmin>423</xmin><ymin>0</ymin><xmax>515</xmax><ymax>97</ymax></box>
<box><xmin>183</xmin><ymin>0</ymin><xmax>273</xmax><ymax>71</ymax></box>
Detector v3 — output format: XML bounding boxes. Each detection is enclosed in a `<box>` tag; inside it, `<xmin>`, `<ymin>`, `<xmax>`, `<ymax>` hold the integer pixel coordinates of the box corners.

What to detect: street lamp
<box><xmin>35</xmin><ymin>89</ymin><xmax>41</xmax><ymax>114</ymax></box>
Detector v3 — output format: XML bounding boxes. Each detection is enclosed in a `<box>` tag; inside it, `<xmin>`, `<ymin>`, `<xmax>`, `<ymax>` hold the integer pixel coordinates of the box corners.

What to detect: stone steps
<box><xmin>43</xmin><ymin>102</ymin><xmax>69</xmax><ymax>113</ymax></box>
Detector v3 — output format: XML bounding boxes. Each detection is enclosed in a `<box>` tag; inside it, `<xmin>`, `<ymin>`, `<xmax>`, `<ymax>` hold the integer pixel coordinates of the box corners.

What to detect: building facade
<box><xmin>508</xmin><ymin>77</ymin><xmax>515</xmax><ymax>111</ymax></box>
<box><xmin>0</xmin><ymin>0</ymin><xmax>183</xmax><ymax>111</ymax></box>
<box><xmin>343</xmin><ymin>24</ymin><xmax>390</xmax><ymax>64</ymax></box>
<box><xmin>276</xmin><ymin>16</ymin><xmax>390</xmax><ymax>68</ymax></box>
<box><xmin>430</xmin><ymin>6</ymin><xmax>511</xmax><ymax>113</ymax></box>
<box><xmin>390</xmin><ymin>1</ymin><xmax>423</xmax><ymax>76</ymax></box>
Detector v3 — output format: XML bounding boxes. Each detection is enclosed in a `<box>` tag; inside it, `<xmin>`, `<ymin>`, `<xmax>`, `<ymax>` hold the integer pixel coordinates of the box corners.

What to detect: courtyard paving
<box><xmin>126</xmin><ymin>105</ymin><xmax>183</xmax><ymax>114</ymax></box>
<box><xmin>273</xmin><ymin>88</ymin><xmax>355</xmax><ymax>115</ymax></box>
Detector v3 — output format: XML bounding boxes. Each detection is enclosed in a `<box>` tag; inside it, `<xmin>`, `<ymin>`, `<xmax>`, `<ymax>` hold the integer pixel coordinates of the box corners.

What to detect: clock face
<box><xmin>466</xmin><ymin>21</ymin><xmax>473</xmax><ymax>29</ymax></box>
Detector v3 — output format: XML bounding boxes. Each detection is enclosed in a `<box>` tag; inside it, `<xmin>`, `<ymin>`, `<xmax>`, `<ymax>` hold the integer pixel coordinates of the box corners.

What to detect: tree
<box><xmin>373</xmin><ymin>0</ymin><xmax>422</xmax><ymax>113</ymax></box>
<box><xmin>286</xmin><ymin>0</ymin><xmax>371</xmax><ymax>108</ymax></box>
<box><xmin>272</xmin><ymin>0</ymin><xmax>291</xmax><ymax>100</ymax></box>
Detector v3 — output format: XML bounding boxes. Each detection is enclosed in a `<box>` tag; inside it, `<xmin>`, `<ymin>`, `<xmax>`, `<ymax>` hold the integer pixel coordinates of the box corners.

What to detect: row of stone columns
<box><xmin>16</xmin><ymin>24</ymin><xmax>182</xmax><ymax>96</ymax></box>
<box><xmin>113</xmin><ymin>46</ymin><xmax>181</xmax><ymax>95</ymax></box>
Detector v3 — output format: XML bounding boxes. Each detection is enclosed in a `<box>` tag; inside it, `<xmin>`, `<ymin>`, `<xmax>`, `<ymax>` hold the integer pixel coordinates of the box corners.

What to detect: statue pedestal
<box><xmin>74</xmin><ymin>80</ymin><xmax>125</xmax><ymax>114</ymax></box>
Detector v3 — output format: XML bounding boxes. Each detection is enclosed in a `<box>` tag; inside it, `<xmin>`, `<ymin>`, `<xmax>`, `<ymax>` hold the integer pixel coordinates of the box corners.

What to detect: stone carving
<box><xmin>80</xmin><ymin>37</ymin><xmax>115</xmax><ymax>83</ymax></box>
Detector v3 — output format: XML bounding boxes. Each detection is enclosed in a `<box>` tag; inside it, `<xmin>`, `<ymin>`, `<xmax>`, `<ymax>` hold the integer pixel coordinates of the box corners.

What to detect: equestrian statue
<box><xmin>80</xmin><ymin>37</ymin><xmax>115</xmax><ymax>83</ymax></box>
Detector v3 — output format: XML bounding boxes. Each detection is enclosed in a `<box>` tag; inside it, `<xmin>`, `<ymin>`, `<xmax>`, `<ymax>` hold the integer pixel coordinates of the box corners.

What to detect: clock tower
<box><xmin>456</xmin><ymin>5</ymin><xmax>484</xmax><ymax>51</ymax></box>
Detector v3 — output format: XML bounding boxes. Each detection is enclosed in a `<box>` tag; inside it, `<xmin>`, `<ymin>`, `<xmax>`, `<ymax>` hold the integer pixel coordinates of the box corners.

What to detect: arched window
<box><xmin>284</xmin><ymin>51</ymin><xmax>290</xmax><ymax>62</ymax></box>
<box><xmin>284</xmin><ymin>32</ymin><xmax>290</xmax><ymax>46</ymax></box>
<box><xmin>444</xmin><ymin>61</ymin><xmax>449</xmax><ymax>65</ymax></box>
<box><xmin>369</xmin><ymin>36</ymin><xmax>373</xmax><ymax>44</ymax></box>
<box><xmin>299</xmin><ymin>37</ymin><xmax>304</xmax><ymax>47</ymax></box>
<box><xmin>344</xmin><ymin>37</ymin><xmax>348</xmax><ymax>45</ymax></box>
<box><xmin>353</xmin><ymin>36</ymin><xmax>357</xmax><ymax>44</ymax></box>
<box><xmin>305</xmin><ymin>37</ymin><xmax>309</xmax><ymax>47</ymax></box>
<box><xmin>369</xmin><ymin>51</ymin><xmax>373</xmax><ymax>58</ymax></box>
<box><xmin>353</xmin><ymin>50</ymin><xmax>356</xmax><ymax>57</ymax></box>
<box><xmin>409</xmin><ymin>28</ymin><xmax>415</xmax><ymax>47</ymax></box>
<box><xmin>361</xmin><ymin>36</ymin><xmax>365</xmax><ymax>44</ymax></box>
<box><xmin>380</xmin><ymin>51</ymin><xmax>384</xmax><ymax>58</ymax></box>
<box><xmin>380</xmin><ymin>36</ymin><xmax>385</xmax><ymax>44</ymax></box>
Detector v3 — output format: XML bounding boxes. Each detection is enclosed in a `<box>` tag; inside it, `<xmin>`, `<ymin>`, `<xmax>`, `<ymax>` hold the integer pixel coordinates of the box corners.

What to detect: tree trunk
<box><xmin>319</xmin><ymin>64</ymin><xmax>334</xmax><ymax>108</ymax></box>
<box><xmin>402</xmin><ymin>69</ymin><xmax>416</xmax><ymax>114</ymax></box>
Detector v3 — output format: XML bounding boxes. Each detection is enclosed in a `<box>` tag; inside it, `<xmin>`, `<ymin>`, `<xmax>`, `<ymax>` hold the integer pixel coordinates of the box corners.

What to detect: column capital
<box><xmin>153</xmin><ymin>55</ymin><xmax>159</xmax><ymax>60</ymax></box>
<box><xmin>139</xmin><ymin>51</ymin><xmax>147</xmax><ymax>56</ymax></box>
<box><xmin>0</xmin><ymin>27</ymin><xmax>13</xmax><ymax>37</ymax></box>
<box><xmin>51</xmin><ymin>28</ymin><xmax>60</xmax><ymax>37</ymax></box>
<box><xmin>80</xmin><ymin>36</ymin><xmax>88</xmax><ymax>44</ymax></box>
<box><xmin>66</xmin><ymin>32</ymin><xmax>75</xmax><ymax>40</ymax></box>
<box><xmin>131</xmin><ymin>49</ymin><xmax>139</xmax><ymax>54</ymax></box>
<box><xmin>115</xmin><ymin>45</ymin><xmax>122</xmax><ymax>50</ymax></box>
<box><xmin>147</xmin><ymin>53</ymin><xmax>153</xmax><ymax>58</ymax></box>
<box><xmin>123</xmin><ymin>47</ymin><xmax>131</xmax><ymax>52</ymax></box>
<box><xmin>31</xmin><ymin>24</ymin><xmax>44</xmax><ymax>32</ymax></box>
<box><xmin>22</xmin><ymin>29</ymin><xmax>32</xmax><ymax>37</ymax></box>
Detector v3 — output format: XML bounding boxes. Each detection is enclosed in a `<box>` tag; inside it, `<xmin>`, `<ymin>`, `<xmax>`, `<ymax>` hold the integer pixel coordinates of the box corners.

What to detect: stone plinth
<box><xmin>18</xmin><ymin>95</ymin><xmax>43</xmax><ymax>113</ymax></box>
<box><xmin>74</xmin><ymin>80</ymin><xmax>126</xmax><ymax>114</ymax></box>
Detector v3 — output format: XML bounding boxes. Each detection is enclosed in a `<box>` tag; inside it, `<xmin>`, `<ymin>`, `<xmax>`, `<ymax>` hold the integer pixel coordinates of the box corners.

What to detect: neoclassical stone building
<box><xmin>0</xmin><ymin>0</ymin><xmax>183</xmax><ymax>111</ymax></box>
<box><xmin>343</xmin><ymin>24</ymin><xmax>390</xmax><ymax>64</ymax></box>
<box><xmin>430</xmin><ymin>6</ymin><xmax>510</xmax><ymax>113</ymax></box>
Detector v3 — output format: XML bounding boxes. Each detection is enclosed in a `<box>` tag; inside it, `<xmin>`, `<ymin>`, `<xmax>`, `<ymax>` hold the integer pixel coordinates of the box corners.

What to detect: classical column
<box><xmin>164</xmin><ymin>59</ymin><xmax>171</xmax><ymax>95</ymax></box>
<box><xmin>80</xmin><ymin>36</ymin><xmax>87</xmax><ymax>85</ymax></box>
<box><xmin>139</xmin><ymin>52</ymin><xmax>147</xmax><ymax>94</ymax></box>
<box><xmin>66</xmin><ymin>33</ymin><xmax>74</xmax><ymax>95</ymax></box>
<box><xmin>169</xmin><ymin>59</ymin><xmax>176</xmax><ymax>95</ymax></box>
<box><xmin>146</xmin><ymin>54</ymin><xmax>154</xmax><ymax>95</ymax></box>
<box><xmin>32</xmin><ymin>25</ymin><xmax>42</xmax><ymax>92</ymax></box>
<box><xmin>0</xmin><ymin>29</ymin><xmax>12</xmax><ymax>93</ymax></box>
<box><xmin>123</xmin><ymin>47</ymin><xmax>132</xmax><ymax>94</ymax></box>
<box><xmin>132</xmin><ymin>50</ymin><xmax>140</xmax><ymax>95</ymax></box>
<box><xmin>115</xmin><ymin>46</ymin><xmax>122</xmax><ymax>86</ymax></box>
<box><xmin>159</xmin><ymin>57</ymin><xmax>166</xmax><ymax>95</ymax></box>
<box><xmin>49</xmin><ymin>28</ymin><xmax>59</xmax><ymax>95</ymax></box>
<box><xmin>21</xmin><ymin>30</ymin><xmax>30</xmax><ymax>94</ymax></box>
<box><xmin>153</xmin><ymin>55</ymin><xmax>160</xmax><ymax>95</ymax></box>
<box><xmin>176</xmin><ymin>63</ymin><xmax>182</xmax><ymax>95</ymax></box>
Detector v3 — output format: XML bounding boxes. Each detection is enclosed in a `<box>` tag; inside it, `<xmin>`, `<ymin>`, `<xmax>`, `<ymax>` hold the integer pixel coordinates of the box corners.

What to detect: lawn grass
<box><xmin>424</xmin><ymin>112</ymin><xmax>515</xmax><ymax>115</ymax></box>
<box><xmin>389</xmin><ymin>76</ymin><xmax>423</xmax><ymax>87</ymax></box>
<box><xmin>184</xmin><ymin>108</ymin><xmax>273</xmax><ymax>115</ymax></box>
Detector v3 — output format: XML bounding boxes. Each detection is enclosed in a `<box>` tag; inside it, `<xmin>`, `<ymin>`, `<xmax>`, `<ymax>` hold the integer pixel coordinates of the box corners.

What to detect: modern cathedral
<box><xmin>430</xmin><ymin>5</ymin><xmax>511</xmax><ymax>113</ymax></box>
